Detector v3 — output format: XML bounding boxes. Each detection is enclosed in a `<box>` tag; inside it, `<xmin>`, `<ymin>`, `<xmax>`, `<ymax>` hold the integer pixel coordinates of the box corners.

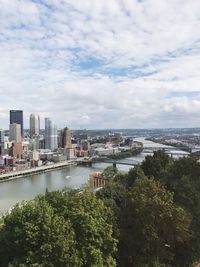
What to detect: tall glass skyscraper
<box><xmin>44</xmin><ymin>118</ymin><xmax>58</xmax><ymax>151</ymax></box>
<box><xmin>10</xmin><ymin>110</ymin><xmax>23</xmax><ymax>137</ymax></box>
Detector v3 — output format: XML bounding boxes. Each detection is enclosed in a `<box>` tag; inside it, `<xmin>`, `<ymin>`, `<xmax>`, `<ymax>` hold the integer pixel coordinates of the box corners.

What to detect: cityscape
<box><xmin>1</xmin><ymin>0</ymin><xmax>200</xmax><ymax>266</ymax></box>
<box><xmin>0</xmin><ymin>109</ymin><xmax>145</xmax><ymax>177</ymax></box>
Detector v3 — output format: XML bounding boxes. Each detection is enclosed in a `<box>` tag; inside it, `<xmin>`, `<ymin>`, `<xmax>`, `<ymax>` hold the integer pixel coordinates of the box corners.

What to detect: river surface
<box><xmin>0</xmin><ymin>138</ymin><xmax>186</xmax><ymax>215</ymax></box>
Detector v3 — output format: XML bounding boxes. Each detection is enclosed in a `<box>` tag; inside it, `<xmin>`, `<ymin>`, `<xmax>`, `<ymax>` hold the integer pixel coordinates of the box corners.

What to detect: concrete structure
<box><xmin>9</xmin><ymin>123</ymin><xmax>21</xmax><ymax>143</ymax></box>
<box><xmin>52</xmin><ymin>153</ymin><xmax>67</xmax><ymax>162</ymax></box>
<box><xmin>0</xmin><ymin>160</ymin><xmax>76</xmax><ymax>181</ymax></box>
<box><xmin>14</xmin><ymin>160</ymin><xmax>30</xmax><ymax>171</ymax></box>
<box><xmin>10</xmin><ymin>110</ymin><xmax>23</xmax><ymax>137</ymax></box>
<box><xmin>3</xmin><ymin>136</ymin><xmax>12</xmax><ymax>154</ymax></box>
<box><xmin>0</xmin><ymin>155</ymin><xmax>13</xmax><ymax>172</ymax></box>
<box><xmin>90</xmin><ymin>172</ymin><xmax>106</xmax><ymax>189</ymax></box>
<box><xmin>44</xmin><ymin>118</ymin><xmax>58</xmax><ymax>151</ymax></box>
<box><xmin>30</xmin><ymin>114</ymin><xmax>40</xmax><ymax>137</ymax></box>
<box><xmin>93</xmin><ymin>147</ymin><xmax>119</xmax><ymax>156</ymax></box>
<box><xmin>64</xmin><ymin>147</ymin><xmax>76</xmax><ymax>160</ymax></box>
<box><xmin>61</xmin><ymin>127</ymin><xmax>72</xmax><ymax>148</ymax></box>
<box><xmin>9</xmin><ymin>143</ymin><xmax>23</xmax><ymax>160</ymax></box>
<box><xmin>30</xmin><ymin>135</ymin><xmax>41</xmax><ymax>150</ymax></box>
<box><xmin>29</xmin><ymin>151</ymin><xmax>40</xmax><ymax>161</ymax></box>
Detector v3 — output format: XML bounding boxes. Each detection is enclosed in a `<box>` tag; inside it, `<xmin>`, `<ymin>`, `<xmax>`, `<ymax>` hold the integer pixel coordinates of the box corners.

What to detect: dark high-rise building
<box><xmin>10</xmin><ymin>110</ymin><xmax>23</xmax><ymax>137</ymax></box>
<box><xmin>0</xmin><ymin>129</ymin><xmax>4</xmax><ymax>155</ymax></box>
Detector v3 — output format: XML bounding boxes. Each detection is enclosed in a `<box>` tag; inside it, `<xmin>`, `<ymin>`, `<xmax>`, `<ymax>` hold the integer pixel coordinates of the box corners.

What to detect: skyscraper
<box><xmin>0</xmin><ymin>129</ymin><xmax>4</xmax><ymax>155</ymax></box>
<box><xmin>61</xmin><ymin>127</ymin><xmax>72</xmax><ymax>148</ymax></box>
<box><xmin>44</xmin><ymin>118</ymin><xmax>58</xmax><ymax>151</ymax></box>
<box><xmin>9</xmin><ymin>123</ymin><xmax>21</xmax><ymax>143</ymax></box>
<box><xmin>10</xmin><ymin>110</ymin><xmax>23</xmax><ymax>137</ymax></box>
<box><xmin>0</xmin><ymin>129</ymin><xmax>4</xmax><ymax>143</ymax></box>
<box><xmin>30</xmin><ymin>114</ymin><xmax>40</xmax><ymax>137</ymax></box>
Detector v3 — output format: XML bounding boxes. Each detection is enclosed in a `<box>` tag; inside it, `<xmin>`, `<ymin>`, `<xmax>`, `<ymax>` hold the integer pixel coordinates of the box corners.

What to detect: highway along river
<box><xmin>0</xmin><ymin>138</ymin><xmax>188</xmax><ymax>214</ymax></box>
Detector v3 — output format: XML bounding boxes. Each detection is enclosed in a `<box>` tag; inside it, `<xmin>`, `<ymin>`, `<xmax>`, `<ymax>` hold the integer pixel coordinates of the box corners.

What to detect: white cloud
<box><xmin>0</xmin><ymin>0</ymin><xmax>200</xmax><ymax>129</ymax></box>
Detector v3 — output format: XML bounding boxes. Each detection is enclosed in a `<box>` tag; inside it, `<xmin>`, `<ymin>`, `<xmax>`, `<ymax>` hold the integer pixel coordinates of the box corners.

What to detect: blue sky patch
<box><xmin>167</xmin><ymin>91</ymin><xmax>200</xmax><ymax>98</ymax></box>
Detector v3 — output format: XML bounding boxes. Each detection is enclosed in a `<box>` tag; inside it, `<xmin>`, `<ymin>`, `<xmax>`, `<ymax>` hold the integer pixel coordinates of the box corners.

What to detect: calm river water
<box><xmin>0</xmin><ymin>138</ymin><xmax>185</xmax><ymax>215</ymax></box>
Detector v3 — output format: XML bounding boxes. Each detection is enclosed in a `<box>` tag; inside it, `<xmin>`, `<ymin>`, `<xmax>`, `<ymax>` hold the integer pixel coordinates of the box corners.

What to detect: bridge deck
<box><xmin>92</xmin><ymin>158</ymin><xmax>140</xmax><ymax>166</ymax></box>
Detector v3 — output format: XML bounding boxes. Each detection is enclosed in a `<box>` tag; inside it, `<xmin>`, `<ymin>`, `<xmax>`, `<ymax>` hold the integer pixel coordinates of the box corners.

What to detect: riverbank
<box><xmin>0</xmin><ymin>161</ymin><xmax>77</xmax><ymax>183</ymax></box>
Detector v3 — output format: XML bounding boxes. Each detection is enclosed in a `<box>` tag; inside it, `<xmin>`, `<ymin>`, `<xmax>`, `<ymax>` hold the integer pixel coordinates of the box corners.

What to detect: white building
<box><xmin>45</xmin><ymin>118</ymin><xmax>58</xmax><ymax>151</ymax></box>
<box><xmin>9</xmin><ymin>123</ymin><xmax>21</xmax><ymax>143</ymax></box>
<box><xmin>30</xmin><ymin>114</ymin><xmax>40</xmax><ymax>137</ymax></box>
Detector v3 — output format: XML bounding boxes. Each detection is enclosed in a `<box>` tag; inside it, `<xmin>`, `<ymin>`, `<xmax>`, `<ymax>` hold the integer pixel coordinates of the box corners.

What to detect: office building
<box><xmin>9</xmin><ymin>143</ymin><xmax>23</xmax><ymax>160</ymax></box>
<box><xmin>0</xmin><ymin>129</ymin><xmax>4</xmax><ymax>155</ymax></box>
<box><xmin>10</xmin><ymin>110</ymin><xmax>23</xmax><ymax>137</ymax></box>
<box><xmin>9</xmin><ymin>123</ymin><xmax>21</xmax><ymax>143</ymax></box>
<box><xmin>0</xmin><ymin>129</ymin><xmax>4</xmax><ymax>143</ymax></box>
<box><xmin>30</xmin><ymin>114</ymin><xmax>40</xmax><ymax>137</ymax></box>
<box><xmin>61</xmin><ymin>127</ymin><xmax>72</xmax><ymax>148</ymax></box>
<box><xmin>45</xmin><ymin>118</ymin><xmax>58</xmax><ymax>151</ymax></box>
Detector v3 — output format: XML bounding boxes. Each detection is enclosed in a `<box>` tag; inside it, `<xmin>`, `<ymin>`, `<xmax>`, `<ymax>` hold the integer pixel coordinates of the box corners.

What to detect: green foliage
<box><xmin>125</xmin><ymin>176</ymin><xmax>190</xmax><ymax>266</ymax></box>
<box><xmin>141</xmin><ymin>152</ymin><xmax>200</xmax><ymax>265</ymax></box>
<box><xmin>165</xmin><ymin>156</ymin><xmax>200</xmax><ymax>264</ymax></box>
<box><xmin>44</xmin><ymin>190</ymin><xmax>118</xmax><ymax>267</ymax></box>
<box><xmin>141</xmin><ymin>150</ymin><xmax>172</xmax><ymax>182</ymax></box>
<box><xmin>108</xmin><ymin>148</ymin><xmax>143</xmax><ymax>160</ymax></box>
<box><xmin>0</xmin><ymin>199</ymin><xmax>79</xmax><ymax>267</ymax></box>
<box><xmin>102</xmin><ymin>166</ymin><xmax>118</xmax><ymax>180</ymax></box>
<box><xmin>97</xmin><ymin>165</ymin><xmax>190</xmax><ymax>267</ymax></box>
<box><xmin>0</xmin><ymin>190</ymin><xmax>117</xmax><ymax>267</ymax></box>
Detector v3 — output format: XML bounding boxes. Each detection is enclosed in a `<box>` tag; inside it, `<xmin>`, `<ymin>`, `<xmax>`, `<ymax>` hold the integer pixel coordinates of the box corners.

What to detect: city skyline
<box><xmin>0</xmin><ymin>1</ymin><xmax>200</xmax><ymax>129</ymax></box>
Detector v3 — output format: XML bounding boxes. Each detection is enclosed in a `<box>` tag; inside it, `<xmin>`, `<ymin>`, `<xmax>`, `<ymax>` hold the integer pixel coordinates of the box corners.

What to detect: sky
<box><xmin>0</xmin><ymin>0</ymin><xmax>200</xmax><ymax>129</ymax></box>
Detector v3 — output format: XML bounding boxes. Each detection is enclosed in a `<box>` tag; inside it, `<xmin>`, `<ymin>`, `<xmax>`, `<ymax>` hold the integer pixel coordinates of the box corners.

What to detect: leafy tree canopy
<box><xmin>97</xmin><ymin>164</ymin><xmax>190</xmax><ymax>267</ymax></box>
<box><xmin>0</xmin><ymin>190</ymin><xmax>117</xmax><ymax>267</ymax></box>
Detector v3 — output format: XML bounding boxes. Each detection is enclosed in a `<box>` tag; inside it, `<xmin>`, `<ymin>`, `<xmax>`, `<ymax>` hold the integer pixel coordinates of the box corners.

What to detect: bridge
<box><xmin>142</xmin><ymin>146</ymin><xmax>191</xmax><ymax>156</ymax></box>
<box><xmin>78</xmin><ymin>146</ymin><xmax>193</xmax><ymax>168</ymax></box>
<box><xmin>92</xmin><ymin>157</ymin><xmax>140</xmax><ymax>167</ymax></box>
<box><xmin>143</xmin><ymin>146</ymin><xmax>191</xmax><ymax>151</ymax></box>
<box><xmin>77</xmin><ymin>157</ymin><xmax>140</xmax><ymax>167</ymax></box>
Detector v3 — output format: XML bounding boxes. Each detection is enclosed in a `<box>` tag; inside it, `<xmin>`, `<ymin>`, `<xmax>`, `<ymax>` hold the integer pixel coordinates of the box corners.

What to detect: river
<box><xmin>0</xmin><ymin>138</ymin><xmax>187</xmax><ymax>215</ymax></box>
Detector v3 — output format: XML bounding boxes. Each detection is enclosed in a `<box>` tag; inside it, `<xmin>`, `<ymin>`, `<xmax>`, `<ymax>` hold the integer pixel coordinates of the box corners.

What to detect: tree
<box><xmin>141</xmin><ymin>150</ymin><xmax>172</xmax><ymax>182</ymax></box>
<box><xmin>0</xmin><ymin>199</ymin><xmax>80</xmax><ymax>267</ymax></box>
<box><xmin>0</xmin><ymin>190</ymin><xmax>118</xmax><ymax>267</ymax></box>
<box><xmin>44</xmin><ymin>190</ymin><xmax>118</xmax><ymax>267</ymax></box>
<box><xmin>165</xmin><ymin>156</ymin><xmax>200</xmax><ymax>264</ymax></box>
<box><xmin>124</xmin><ymin>176</ymin><xmax>190</xmax><ymax>267</ymax></box>
<box><xmin>97</xmin><ymin>170</ymin><xmax>190</xmax><ymax>267</ymax></box>
<box><xmin>102</xmin><ymin>166</ymin><xmax>118</xmax><ymax>180</ymax></box>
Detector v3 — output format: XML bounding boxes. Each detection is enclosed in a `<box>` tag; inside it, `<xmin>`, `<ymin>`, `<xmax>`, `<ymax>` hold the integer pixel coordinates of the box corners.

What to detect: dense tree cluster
<box><xmin>97</xmin><ymin>164</ymin><xmax>190</xmax><ymax>267</ymax></box>
<box><xmin>141</xmin><ymin>152</ymin><xmax>200</xmax><ymax>265</ymax></box>
<box><xmin>0</xmin><ymin>190</ymin><xmax>117</xmax><ymax>267</ymax></box>
<box><xmin>0</xmin><ymin>151</ymin><xmax>200</xmax><ymax>266</ymax></box>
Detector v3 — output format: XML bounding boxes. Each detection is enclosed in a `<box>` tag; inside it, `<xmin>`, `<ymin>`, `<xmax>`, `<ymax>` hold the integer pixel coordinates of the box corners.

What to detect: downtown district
<box><xmin>0</xmin><ymin>110</ymin><xmax>142</xmax><ymax>174</ymax></box>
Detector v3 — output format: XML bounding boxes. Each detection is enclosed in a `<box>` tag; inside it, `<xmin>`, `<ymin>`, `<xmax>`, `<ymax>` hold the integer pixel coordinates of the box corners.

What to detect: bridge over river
<box><xmin>78</xmin><ymin>139</ymin><xmax>195</xmax><ymax>168</ymax></box>
<box><xmin>143</xmin><ymin>147</ymin><xmax>190</xmax><ymax>157</ymax></box>
<box><xmin>92</xmin><ymin>157</ymin><xmax>140</xmax><ymax>167</ymax></box>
